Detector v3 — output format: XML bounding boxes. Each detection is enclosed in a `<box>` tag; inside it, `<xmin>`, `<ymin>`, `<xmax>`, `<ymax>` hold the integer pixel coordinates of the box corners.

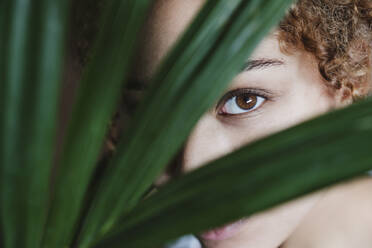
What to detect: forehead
<box><xmin>135</xmin><ymin>0</ymin><xmax>292</xmax><ymax>82</ymax></box>
<box><xmin>135</xmin><ymin>0</ymin><xmax>206</xmax><ymax>80</ymax></box>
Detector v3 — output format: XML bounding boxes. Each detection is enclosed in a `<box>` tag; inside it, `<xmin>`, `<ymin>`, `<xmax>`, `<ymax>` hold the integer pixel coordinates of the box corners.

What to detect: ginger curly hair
<box><xmin>278</xmin><ymin>0</ymin><xmax>372</xmax><ymax>101</ymax></box>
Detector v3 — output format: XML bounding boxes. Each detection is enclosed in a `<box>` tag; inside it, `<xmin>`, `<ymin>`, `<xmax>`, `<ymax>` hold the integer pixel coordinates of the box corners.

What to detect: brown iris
<box><xmin>236</xmin><ymin>93</ymin><xmax>257</xmax><ymax>110</ymax></box>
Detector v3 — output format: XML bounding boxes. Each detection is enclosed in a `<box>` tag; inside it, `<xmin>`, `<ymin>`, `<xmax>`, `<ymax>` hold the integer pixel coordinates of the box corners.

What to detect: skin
<box><xmin>282</xmin><ymin>177</ymin><xmax>372</xmax><ymax>248</ymax></box>
<box><xmin>135</xmin><ymin>0</ymin><xmax>372</xmax><ymax>247</ymax></box>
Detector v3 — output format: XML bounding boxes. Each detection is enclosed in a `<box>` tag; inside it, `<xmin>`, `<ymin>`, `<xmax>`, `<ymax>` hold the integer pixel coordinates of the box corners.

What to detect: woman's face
<box><xmin>137</xmin><ymin>0</ymin><xmax>344</xmax><ymax>247</ymax></box>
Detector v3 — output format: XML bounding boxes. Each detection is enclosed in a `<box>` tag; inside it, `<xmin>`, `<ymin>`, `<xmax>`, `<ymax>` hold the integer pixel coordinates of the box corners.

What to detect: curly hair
<box><xmin>278</xmin><ymin>0</ymin><xmax>372</xmax><ymax>101</ymax></box>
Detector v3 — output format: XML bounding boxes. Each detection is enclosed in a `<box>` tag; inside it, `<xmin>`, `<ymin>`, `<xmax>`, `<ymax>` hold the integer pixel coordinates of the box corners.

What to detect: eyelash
<box><xmin>216</xmin><ymin>88</ymin><xmax>271</xmax><ymax>116</ymax></box>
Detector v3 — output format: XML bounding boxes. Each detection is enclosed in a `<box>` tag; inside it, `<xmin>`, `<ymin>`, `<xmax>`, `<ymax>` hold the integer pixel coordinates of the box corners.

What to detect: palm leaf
<box><xmin>0</xmin><ymin>1</ymin><xmax>69</xmax><ymax>247</ymax></box>
<box><xmin>42</xmin><ymin>1</ymin><xmax>153</xmax><ymax>247</ymax></box>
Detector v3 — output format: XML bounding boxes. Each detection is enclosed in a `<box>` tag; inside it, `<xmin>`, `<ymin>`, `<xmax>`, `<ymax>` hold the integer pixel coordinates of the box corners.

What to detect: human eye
<box><xmin>216</xmin><ymin>88</ymin><xmax>269</xmax><ymax>116</ymax></box>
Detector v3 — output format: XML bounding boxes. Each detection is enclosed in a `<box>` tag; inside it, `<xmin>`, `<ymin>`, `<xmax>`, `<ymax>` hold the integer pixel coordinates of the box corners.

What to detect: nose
<box><xmin>182</xmin><ymin>114</ymin><xmax>234</xmax><ymax>173</ymax></box>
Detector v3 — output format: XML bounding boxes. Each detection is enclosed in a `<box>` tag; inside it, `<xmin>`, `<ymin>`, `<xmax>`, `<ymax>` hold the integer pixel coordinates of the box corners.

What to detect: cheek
<box><xmin>181</xmin><ymin>108</ymin><xmax>296</xmax><ymax>173</ymax></box>
<box><xmin>218</xmin><ymin>192</ymin><xmax>324</xmax><ymax>248</ymax></box>
<box><xmin>182</xmin><ymin>88</ymin><xmax>333</xmax><ymax>173</ymax></box>
<box><xmin>182</xmin><ymin>115</ymin><xmax>236</xmax><ymax>172</ymax></box>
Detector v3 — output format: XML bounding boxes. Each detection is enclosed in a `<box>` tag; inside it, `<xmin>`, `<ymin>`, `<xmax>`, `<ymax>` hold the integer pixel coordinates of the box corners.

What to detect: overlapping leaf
<box><xmin>42</xmin><ymin>1</ymin><xmax>154</xmax><ymax>248</ymax></box>
<box><xmin>0</xmin><ymin>1</ymin><xmax>69</xmax><ymax>247</ymax></box>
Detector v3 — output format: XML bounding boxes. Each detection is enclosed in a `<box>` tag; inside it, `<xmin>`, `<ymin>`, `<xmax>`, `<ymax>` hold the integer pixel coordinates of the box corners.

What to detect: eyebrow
<box><xmin>241</xmin><ymin>58</ymin><xmax>284</xmax><ymax>72</ymax></box>
<box><xmin>128</xmin><ymin>59</ymin><xmax>285</xmax><ymax>90</ymax></box>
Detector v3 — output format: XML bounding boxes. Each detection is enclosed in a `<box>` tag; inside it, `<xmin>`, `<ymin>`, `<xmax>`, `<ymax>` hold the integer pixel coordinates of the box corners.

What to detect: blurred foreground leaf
<box><xmin>0</xmin><ymin>1</ymin><xmax>69</xmax><ymax>247</ymax></box>
<box><xmin>42</xmin><ymin>1</ymin><xmax>153</xmax><ymax>248</ymax></box>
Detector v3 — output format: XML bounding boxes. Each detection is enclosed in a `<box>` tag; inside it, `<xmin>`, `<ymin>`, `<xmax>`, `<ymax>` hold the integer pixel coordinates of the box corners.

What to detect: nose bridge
<box><xmin>182</xmin><ymin>115</ymin><xmax>233</xmax><ymax>172</ymax></box>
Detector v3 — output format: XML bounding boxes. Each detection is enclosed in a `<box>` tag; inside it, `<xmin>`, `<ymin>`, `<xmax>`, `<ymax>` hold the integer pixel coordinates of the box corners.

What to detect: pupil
<box><xmin>236</xmin><ymin>94</ymin><xmax>257</xmax><ymax>110</ymax></box>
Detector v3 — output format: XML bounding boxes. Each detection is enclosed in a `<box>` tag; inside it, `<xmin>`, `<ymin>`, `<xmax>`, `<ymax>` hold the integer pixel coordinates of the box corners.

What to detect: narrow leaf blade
<box><xmin>42</xmin><ymin>1</ymin><xmax>153</xmax><ymax>247</ymax></box>
<box><xmin>0</xmin><ymin>1</ymin><xmax>69</xmax><ymax>247</ymax></box>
